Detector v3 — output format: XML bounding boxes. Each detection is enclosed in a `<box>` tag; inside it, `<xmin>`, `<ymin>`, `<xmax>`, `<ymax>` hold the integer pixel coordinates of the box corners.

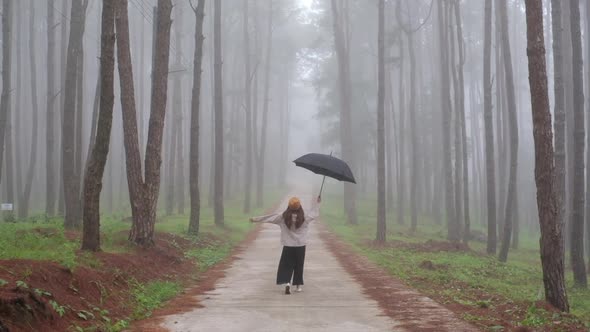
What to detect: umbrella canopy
<box><xmin>293</xmin><ymin>153</ymin><xmax>356</xmax><ymax>183</ymax></box>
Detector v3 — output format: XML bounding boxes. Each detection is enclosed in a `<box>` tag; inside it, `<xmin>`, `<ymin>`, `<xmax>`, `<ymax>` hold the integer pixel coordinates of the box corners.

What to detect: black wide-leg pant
<box><xmin>276</xmin><ymin>246</ymin><xmax>306</xmax><ymax>286</ymax></box>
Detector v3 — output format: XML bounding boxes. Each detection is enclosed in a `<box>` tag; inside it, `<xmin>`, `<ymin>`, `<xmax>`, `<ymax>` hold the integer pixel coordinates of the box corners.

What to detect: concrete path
<box><xmin>160</xmin><ymin>196</ymin><xmax>404</xmax><ymax>332</ymax></box>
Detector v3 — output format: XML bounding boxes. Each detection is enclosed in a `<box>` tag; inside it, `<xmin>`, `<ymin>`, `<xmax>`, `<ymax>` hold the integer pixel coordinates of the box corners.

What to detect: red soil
<box><xmin>0</xmin><ymin>232</ymin><xmax>199</xmax><ymax>332</ymax></box>
<box><xmin>321</xmin><ymin>226</ymin><xmax>587</xmax><ymax>332</ymax></box>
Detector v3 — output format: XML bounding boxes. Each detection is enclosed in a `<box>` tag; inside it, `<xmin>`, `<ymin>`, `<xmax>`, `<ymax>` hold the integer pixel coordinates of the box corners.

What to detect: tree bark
<box><xmin>407</xmin><ymin>32</ymin><xmax>418</xmax><ymax>233</ymax></box>
<box><xmin>11</xmin><ymin>0</ymin><xmax>21</xmax><ymax>215</ymax></box>
<box><xmin>165</xmin><ymin>106</ymin><xmax>176</xmax><ymax>215</ymax></box>
<box><xmin>116</xmin><ymin>0</ymin><xmax>173</xmax><ymax>247</ymax></box>
<box><xmin>213</xmin><ymin>0</ymin><xmax>224</xmax><ymax>226</ymax></box>
<box><xmin>397</xmin><ymin>37</ymin><xmax>406</xmax><ymax>226</ymax></box>
<box><xmin>524</xmin><ymin>0</ymin><xmax>570</xmax><ymax>312</ymax></box>
<box><xmin>18</xmin><ymin>0</ymin><xmax>40</xmax><ymax>219</ymax></box>
<box><xmin>255</xmin><ymin>0</ymin><xmax>273</xmax><ymax>209</ymax></box>
<box><xmin>563</xmin><ymin>0</ymin><xmax>575</xmax><ymax>250</ymax></box>
<box><xmin>585</xmin><ymin>0</ymin><xmax>590</xmax><ymax>273</ymax></box>
<box><xmin>58</xmin><ymin>0</ymin><xmax>70</xmax><ymax>217</ymax></box>
<box><xmin>385</xmin><ymin>65</ymin><xmax>395</xmax><ymax>212</ymax></box>
<box><xmin>75</xmin><ymin>44</ymin><xmax>85</xmax><ymax>192</ymax></box>
<box><xmin>46</xmin><ymin>0</ymin><xmax>57</xmax><ymax>217</ymax></box>
<box><xmin>483</xmin><ymin>0</ymin><xmax>497</xmax><ymax>254</ymax></box>
<box><xmin>0</xmin><ymin>0</ymin><xmax>11</xmax><ymax>191</ymax></box>
<box><xmin>188</xmin><ymin>0</ymin><xmax>206</xmax><ymax>236</ymax></box>
<box><xmin>437</xmin><ymin>0</ymin><xmax>457</xmax><ymax>241</ymax></box>
<box><xmin>243</xmin><ymin>0</ymin><xmax>252</xmax><ymax>213</ymax></box>
<box><xmin>568</xmin><ymin>0</ymin><xmax>587</xmax><ymax>287</ymax></box>
<box><xmin>139</xmin><ymin>8</ymin><xmax>146</xmax><ymax>155</ymax></box>
<box><xmin>551</xmin><ymin>0</ymin><xmax>566</xmax><ymax>252</ymax></box>
<box><xmin>330</xmin><ymin>0</ymin><xmax>357</xmax><ymax>225</ymax></box>
<box><xmin>85</xmin><ymin>65</ymin><xmax>102</xmax><ymax>171</ymax></box>
<box><xmin>449</xmin><ymin>2</ymin><xmax>463</xmax><ymax>240</ymax></box>
<box><xmin>81</xmin><ymin>0</ymin><xmax>116</xmax><ymax>252</ymax></box>
<box><xmin>173</xmin><ymin>7</ymin><xmax>185</xmax><ymax>215</ymax></box>
<box><xmin>375</xmin><ymin>0</ymin><xmax>386</xmax><ymax>243</ymax></box>
<box><xmin>454</xmin><ymin>0</ymin><xmax>470</xmax><ymax>244</ymax></box>
<box><xmin>497</xmin><ymin>0</ymin><xmax>519</xmax><ymax>263</ymax></box>
<box><xmin>62</xmin><ymin>0</ymin><xmax>88</xmax><ymax>229</ymax></box>
<box><xmin>495</xmin><ymin>4</ymin><xmax>507</xmax><ymax>238</ymax></box>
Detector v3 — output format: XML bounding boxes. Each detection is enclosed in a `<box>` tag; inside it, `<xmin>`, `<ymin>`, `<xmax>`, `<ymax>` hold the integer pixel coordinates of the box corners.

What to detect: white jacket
<box><xmin>251</xmin><ymin>202</ymin><xmax>320</xmax><ymax>247</ymax></box>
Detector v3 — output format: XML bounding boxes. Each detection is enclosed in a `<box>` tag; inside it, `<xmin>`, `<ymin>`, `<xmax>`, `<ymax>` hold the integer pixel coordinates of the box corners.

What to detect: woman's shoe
<box><xmin>285</xmin><ymin>283</ymin><xmax>291</xmax><ymax>295</ymax></box>
<box><xmin>295</xmin><ymin>285</ymin><xmax>303</xmax><ymax>292</ymax></box>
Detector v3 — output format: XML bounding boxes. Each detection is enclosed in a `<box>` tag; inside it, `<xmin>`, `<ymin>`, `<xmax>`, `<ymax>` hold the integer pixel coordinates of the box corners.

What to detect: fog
<box><xmin>1</xmin><ymin>0</ymin><xmax>590</xmax><ymax>322</ymax></box>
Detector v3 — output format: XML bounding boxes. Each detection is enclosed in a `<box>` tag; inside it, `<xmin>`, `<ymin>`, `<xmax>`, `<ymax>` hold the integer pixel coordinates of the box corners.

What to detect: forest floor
<box><xmin>321</xmin><ymin>195</ymin><xmax>590</xmax><ymax>332</ymax></box>
<box><xmin>0</xmin><ymin>196</ymin><xmax>272</xmax><ymax>332</ymax></box>
<box><xmin>2</xmin><ymin>192</ymin><xmax>589</xmax><ymax>332</ymax></box>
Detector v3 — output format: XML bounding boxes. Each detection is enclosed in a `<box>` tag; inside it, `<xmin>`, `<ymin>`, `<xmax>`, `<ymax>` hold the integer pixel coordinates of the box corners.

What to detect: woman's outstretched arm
<box><xmin>250</xmin><ymin>213</ymin><xmax>282</xmax><ymax>224</ymax></box>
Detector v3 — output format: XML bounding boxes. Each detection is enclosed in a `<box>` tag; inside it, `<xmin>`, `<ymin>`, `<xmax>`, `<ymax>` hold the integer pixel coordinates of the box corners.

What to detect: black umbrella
<box><xmin>293</xmin><ymin>153</ymin><xmax>356</xmax><ymax>197</ymax></box>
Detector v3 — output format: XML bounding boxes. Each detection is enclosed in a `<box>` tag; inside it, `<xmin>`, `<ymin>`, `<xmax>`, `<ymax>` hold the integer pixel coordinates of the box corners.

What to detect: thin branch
<box><xmin>189</xmin><ymin>0</ymin><xmax>197</xmax><ymax>13</ymax></box>
<box><xmin>396</xmin><ymin>0</ymin><xmax>435</xmax><ymax>35</ymax></box>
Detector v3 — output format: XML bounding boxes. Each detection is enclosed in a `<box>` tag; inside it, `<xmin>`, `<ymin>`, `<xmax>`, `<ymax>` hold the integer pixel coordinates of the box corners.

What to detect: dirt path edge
<box><xmin>318</xmin><ymin>224</ymin><xmax>480</xmax><ymax>332</ymax></box>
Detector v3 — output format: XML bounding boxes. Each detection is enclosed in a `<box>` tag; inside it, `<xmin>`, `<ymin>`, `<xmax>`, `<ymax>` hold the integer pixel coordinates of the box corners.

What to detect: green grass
<box><xmin>0</xmin><ymin>192</ymin><xmax>275</xmax><ymax>261</ymax></box>
<box><xmin>130</xmin><ymin>279</ymin><xmax>183</xmax><ymax>319</ymax></box>
<box><xmin>321</xmin><ymin>195</ymin><xmax>590</xmax><ymax>328</ymax></box>
<box><xmin>0</xmin><ymin>221</ymin><xmax>81</xmax><ymax>269</ymax></box>
<box><xmin>0</xmin><ymin>189</ymin><xmax>282</xmax><ymax>330</ymax></box>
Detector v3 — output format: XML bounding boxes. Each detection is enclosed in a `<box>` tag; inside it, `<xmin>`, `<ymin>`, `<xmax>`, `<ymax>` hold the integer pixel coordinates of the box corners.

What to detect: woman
<box><xmin>250</xmin><ymin>196</ymin><xmax>321</xmax><ymax>294</ymax></box>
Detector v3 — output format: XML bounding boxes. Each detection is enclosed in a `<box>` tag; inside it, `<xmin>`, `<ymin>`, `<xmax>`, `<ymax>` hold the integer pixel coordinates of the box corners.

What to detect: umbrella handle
<box><xmin>318</xmin><ymin>152</ymin><xmax>332</xmax><ymax>199</ymax></box>
<box><xmin>319</xmin><ymin>175</ymin><xmax>327</xmax><ymax>198</ymax></box>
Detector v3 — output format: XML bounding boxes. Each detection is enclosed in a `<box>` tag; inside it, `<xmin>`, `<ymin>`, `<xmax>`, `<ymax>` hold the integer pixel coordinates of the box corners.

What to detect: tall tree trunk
<box><xmin>174</xmin><ymin>6</ymin><xmax>185</xmax><ymax>215</ymax></box>
<box><xmin>81</xmin><ymin>0</ymin><xmax>116</xmax><ymax>252</ymax></box>
<box><xmin>484</xmin><ymin>0</ymin><xmax>497</xmax><ymax>254</ymax></box>
<box><xmin>330</xmin><ymin>0</ymin><xmax>357</xmax><ymax>225</ymax></box>
<box><xmin>12</xmin><ymin>0</ymin><xmax>21</xmax><ymax>214</ymax></box>
<box><xmin>18</xmin><ymin>0</ymin><xmax>40</xmax><ymax>219</ymax></box>
<box><xmin>208</xmin><ymin>35</ymin><xmax>215</xmax><ymax>208</ymax></box>
<box><xmin>277</xmin><ymin>68</ymin><xmax>291</xmax><ymax>188</ymax></box>
<box><xmin>397</xmin><ymin>39</ymin><xmax>406</xmax><ymax>226</ymax></box>
<box><xmin>85</xmin><ymin>66</ymin><xmax>102</xmax><ymax>171</ymax></box>
<box><xmin>213</xmin><ymin>0</ymin><xmax>224</xmax><ymax>226</ymax></box>
<box><xmin>449</xmin><ymin>2</ymin><xmax>463</xmax><ymax>240</ymax></box>
<box><xmin>165</xmin><ymin>108</ymin><xmax>176</xmax><ymax>215</ymax></box>
<box><xmin>256</xmin><ymin>0</ymin><xmax>273</xmax><ymax>209</ymax></box>
<box><xmin>46</xmin><ymin>0</ymin><xmax>57</xmax><ymax>217</ymax></box>
<box><xmin>523</xmin><ymin>0</ymin><xmax>570</xmax><ymax>312</ymax></box>
<box><xmin>408</xmin><ymin>30</ymin><xmax>418</xmax><ymax>233</ymax></box>
<box><xmin>563</xmin><ymin>0</ymin><xmax>575</xmax><ymax>250</ymax></box>
<box><xmin>5</xmin><ymin>97</ymin><xmax>14</xmax><ymax>217</ymax></box>
<box><xmin>551</xmin><ymin>0</ymin><xmax>566</xmax><ymax>251</ymax></box>
<box><xmin>75</xmin><ymin>47</ymin><xmax>85</xmax><ymax>191</ymax></box>
<box><xmin>58</xmin><ymin>0</ymin><xmax>70</xmax><ymax>217</ymax></box>
<box><xmin>0</xmin><ymin>0</ymin><xmax>11</xmax><ymax>192</ymax></box>
<box><xmin>495</xmin><ymin>0</ymin><xmax>507</xmax><ymax>239</ymax></box>
<box><xmin>242</xmin><ymin>0</ymin><xmax>252</xmax><ymax>213</ymax></box>
<box><xmin>568</xmin><ymin>0</ymin><xmax>587</xmax><ymax>287</ymax></box>
<box><xmin>62</xmin><ymin>0</ymin><xmax>88</xmax><ymax>229</ymax></box>
<box><xmin>497</xmin><ymin>0</ymin><xmax>519</xmax><ymax>263</ymax></box>
<box><xmin>139</xmin><ymin>8</ymin><xmax>146</xmax><ymax>155</ymax></box>
<box><xmin>585</xmin><ymin>0</ymin><xmax>590</xmax><ymax>273</ymax></box>
<box><xmin>116</xmin><ymin>0</ymin><xmax>173</xmax><ymax>247</ymax></box>
<box><xmin>188</xmin><ymin>0</ymin><xmax>206</xmax><ymax>235</ymax></box>
<box><xmin>164</xmin><ymin>8</ymin><xmax>176</xmax><ymax>217</ymax></box>
<box><xmin>437</xmin><ymin>0</ymin><xmax>457</xmax><ymax>241</ymax></box>
<box><xmin>375</xmin><ymin>0</ymin><xmax>386</xmax><ymax>243</ymax></box>
<box><xmin>454</xmin><ymin>0</ymin><xmax>470</xmax><ymax>244</ymax></box>
<box><xmin>385</xmin><ymin>65</ymin><xmax>395</xmax><ymax>212</ymax></box>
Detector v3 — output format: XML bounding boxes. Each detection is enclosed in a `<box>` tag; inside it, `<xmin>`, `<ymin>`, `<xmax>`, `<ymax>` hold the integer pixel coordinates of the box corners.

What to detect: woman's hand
<box><xmin>316</xmin><ymin>195</ymin><xmax>322</xmax><ymax>204</ymax></box>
